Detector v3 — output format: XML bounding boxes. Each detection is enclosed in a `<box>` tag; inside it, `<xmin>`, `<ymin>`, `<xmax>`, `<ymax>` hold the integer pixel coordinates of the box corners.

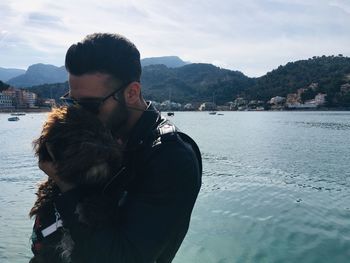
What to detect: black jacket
<box><xmin>54</xmin><ymin>103</ymin><xmax>202</xmax><ymax>263</ymax></box>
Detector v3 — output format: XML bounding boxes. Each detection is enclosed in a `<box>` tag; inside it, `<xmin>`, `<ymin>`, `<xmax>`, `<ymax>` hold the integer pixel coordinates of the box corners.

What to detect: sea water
<box><xmin>0</xmin><ymin>111</ymin><xmax>349</xmax><ymax>263</ymax></box>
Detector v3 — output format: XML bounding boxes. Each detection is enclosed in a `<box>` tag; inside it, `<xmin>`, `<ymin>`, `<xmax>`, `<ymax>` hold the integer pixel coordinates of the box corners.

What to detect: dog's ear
<box><xmin>33</xmin><ymin>107</ymin><xmax>68</xmax><ymax>162</ymax></box>
<box><xmin>45</xmin><ymin>142</ymin><xmax>56</xmax><ymax>162</ymax></box>
<box><xmin>33</xmin><ymin>135</ymin><xmax>49</xmax><ymax>162</ymax></box>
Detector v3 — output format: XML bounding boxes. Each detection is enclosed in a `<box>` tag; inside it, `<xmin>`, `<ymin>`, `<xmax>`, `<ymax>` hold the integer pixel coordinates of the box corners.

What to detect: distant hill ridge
<box><xmin>141</xmin><ymin>56</ymin><xmax>189</xmax><ymax>68</ymax></box>
<box><xmin>6</xmin><ymin>63</ymin><xmax>68</xmax><ymax>88</ymax></box>
<box><xmin>2</xmin><ymin>56</ymin><xmax>189</xmax><ymax>87</ymax></box>
<box><xmin>0</xmin><ymin>67</ymin><xmax>26</xmax><ymax>82</ymax></box>
<box><xmin>2</xmin><ymin>55</ymin><xmax>350</xmax><ymax>107</ymax></box>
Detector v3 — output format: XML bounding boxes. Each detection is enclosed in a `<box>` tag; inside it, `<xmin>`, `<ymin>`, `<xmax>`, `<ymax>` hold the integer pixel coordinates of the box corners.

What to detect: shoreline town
<box><xmin>1</xmin><ymin>83</ymin><xmax>350</xmax><ymax>113</ymax></box>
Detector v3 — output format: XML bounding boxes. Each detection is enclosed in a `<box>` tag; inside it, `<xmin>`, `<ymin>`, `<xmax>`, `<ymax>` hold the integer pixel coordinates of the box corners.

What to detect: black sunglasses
<box><xmin>60</xmin><ymin>84</ymin><xmax>128</xmax><ymax>113</ymax></box>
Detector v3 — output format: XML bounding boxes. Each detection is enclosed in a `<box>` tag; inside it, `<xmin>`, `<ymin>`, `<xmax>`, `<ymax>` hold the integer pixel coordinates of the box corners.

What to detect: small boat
<box><xmin>10</xmin><ymin>112</ymin><xmax>26</xmax><ymax>116</ymax></box>
<box><xmin>167</xmin><ymin>112</ymin><xmax>174</xmax><ymax>116</ymax></box>
<box><xmin>209</xmin><ymin>111</ymin><xmax>217</xmax><ymax>115</ymax></box>
<box><xmin>217</xmin><ymin>113</ymin><xmax>224</xmax><ymax>116</ymax></box>
<box><xmin>8</xmin><ymin>116</ymin><xmax>20</xmax><ymax>121</ymax></box>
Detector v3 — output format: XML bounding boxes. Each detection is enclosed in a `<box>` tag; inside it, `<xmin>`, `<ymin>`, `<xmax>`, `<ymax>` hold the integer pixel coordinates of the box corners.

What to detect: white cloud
<box><xmin>329</xmin><ymin>0</ymin><xmax>350</xmax><ymax>14</ymax></box>
<box><xmin>0</xmin><ymin>0</ymin><xmax>350</xmax><ymax>76</ymax></box>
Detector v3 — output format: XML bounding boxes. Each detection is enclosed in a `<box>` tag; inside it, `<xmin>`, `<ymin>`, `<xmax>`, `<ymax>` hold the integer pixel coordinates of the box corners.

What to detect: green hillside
<box><xmin>9</xmin><ymin>55</ymin><xmax>350</xmax><ymax>108</ymax></box>
<box><xmin>246</xmin><ymin>55</ymin><xmax>350</xmax><ymax>106</ymax></box>
<box><xmin>141</xmin><ymin>63</ymin><xmax>253</xmax><ymax>104</ymax></box>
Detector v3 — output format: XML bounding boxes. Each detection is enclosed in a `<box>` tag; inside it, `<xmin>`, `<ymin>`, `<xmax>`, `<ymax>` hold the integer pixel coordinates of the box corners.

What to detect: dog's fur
<box><xmin>29</xmin><ymin>106</ymin><xmax>122</xmax><ymax>263</ymax></box>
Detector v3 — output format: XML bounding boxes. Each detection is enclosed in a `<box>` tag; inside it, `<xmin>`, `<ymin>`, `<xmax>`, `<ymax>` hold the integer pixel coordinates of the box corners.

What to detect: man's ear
<box><xmin>123</xmin><ymin>82</ymin><xmax>141</xmax><ymax>105</ymax></box>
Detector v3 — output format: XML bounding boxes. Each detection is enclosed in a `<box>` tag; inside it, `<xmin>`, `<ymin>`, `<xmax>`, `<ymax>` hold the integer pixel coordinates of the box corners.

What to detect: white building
<box><xmin>308</xmin><ymin>83</ymin><xmax>319</xmax><ymax>91</ymax></box>
<box><xmin>340</xmin><ymin>83</ymin><xmax>350</xmax><ymax>94</ymax></box>
<box><xmin>199</xmin><ymin>102</ymin><xmax>216</xmax><ymax>111</ymax></box>
<box><xmin>43</xmin><ymin>99</ymin><xmax>56</xmax><ymax>107</ymax></box>
<box><xmin>160</xmin><ymin>100</ymin><xmax>182</xmax><ymax>111</ymax></box>
<box><xmin>184</xmin><ymin>103</ymin><xmax>195</xmax><ymax>110</ymax></box>
<box><xmin>314</xmin><ymin>93</ymin><xmax>327</xmax><ymax>105</ymax></box>
<box><xmin>23</xmin><ymin>91</ymin><xmax>37</xmax><ymax>108</ymax></box>
<box><xmin>233</xmin><ymin>97</ymin><xmax>247</xmax><ymax>107</ymax></box>
<box><xmin>0</xmin><ymin>92</ymin><xmax>14</xmax><ymax>108</ymax></box>
<box><xmin>269</xmin><ymin>96</ymin><xmax>285</xmax><ymax>105</ymax></box>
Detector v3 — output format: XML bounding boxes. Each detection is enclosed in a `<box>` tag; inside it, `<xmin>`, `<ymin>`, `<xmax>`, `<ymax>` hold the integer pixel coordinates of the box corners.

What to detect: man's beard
<box><xmin>105</xmin><ymin>102</ymin><xmax>129</xmax><ymax>139</ymax></box>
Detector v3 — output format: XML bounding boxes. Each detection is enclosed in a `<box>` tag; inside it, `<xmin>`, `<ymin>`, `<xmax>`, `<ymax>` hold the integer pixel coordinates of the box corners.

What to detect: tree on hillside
<box><xmin>0</xmin><ymin>80</ymin><xmax>10</xmax><ymax>92</ymax></box>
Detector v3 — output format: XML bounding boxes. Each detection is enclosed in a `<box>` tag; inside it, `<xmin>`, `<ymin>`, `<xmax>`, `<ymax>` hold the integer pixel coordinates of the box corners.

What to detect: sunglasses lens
<box><xmin>78</xmin><ymin>100</ymin><xmax>101</xmax><ymax>114</ymax></box>
<box><xmin>60</xmin><ymin>98</ymin><xmax>76</xmax><ymax>106</ymax></box>
<box><xmin>60</xmin><ymin>93</ymin><xmax>106</xmax><ymax>114</ymax></box>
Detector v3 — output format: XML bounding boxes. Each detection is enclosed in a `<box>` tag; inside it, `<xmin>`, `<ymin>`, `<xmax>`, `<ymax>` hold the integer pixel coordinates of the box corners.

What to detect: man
<box><xmin>37</xmin><ymin>33</ymin><xmax>202</xmax><ymax>263</ymax></box>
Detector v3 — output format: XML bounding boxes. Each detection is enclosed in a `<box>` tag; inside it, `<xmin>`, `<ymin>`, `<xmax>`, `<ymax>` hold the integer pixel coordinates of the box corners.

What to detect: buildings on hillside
<box><xmin>153</xmin><ymin>89</ymin><xmax>328</xmax><ymax>111</ymax></box>
<box><xmin>155</xmin><ymin>80</ymin><xmax>347</xmax><ymax>111</ymax></box>
<box><xmin>284</xmin><ymin>88</ymin><xmax>327</xmax><ymax>109</ymax></box>
<box><xmin>0</xmin><ymin>93</ymin><xmax>13</xmax><ymax>109</ymax></box>
<box><xmin>340</xmin><ymin>83</ymin><xmax>350</xmax><ymax>94</ymax></box>
<box><xmin>198</xmin><ymin>102</ymin><xmax>216</xmax><ymax>111</ymax></box>
<box><xmin>0</xmin><ymin>87</ymin><xmax>39</xmax><ymax>109</ymax></box>
<box><xmin>0</xmin><ymin>80</ymin><xmax>346</xmax><ymax>111</ymax></box>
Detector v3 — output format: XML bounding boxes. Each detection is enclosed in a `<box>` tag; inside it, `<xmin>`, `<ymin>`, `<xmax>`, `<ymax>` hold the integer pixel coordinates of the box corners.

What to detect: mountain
<box><xmin>8</xmin><ymin>55</ymin><xmax>350</xmax><ymax>107</ymax></box>
<box><xmin>5</xmin><ymin>57</ymin><xmax>188</xmax><ymax>88</ymax></box>
<box><xmin>141</xmin><ymin>56</ymin><xmax>189</xmax><ymax>68</ymax></box>
<box><xmin>7</xmin><ymin>64</ymin><xmax>68</xmax><ymax>88</ymax></box>
<box><xmin>141</xmin><ymin>63</ymin><xmax>252</xmax><ymax>104</ymax></box>
<box><xmin>0</xmin><ymin>67</ymin><xmax>26</xmax><ymax>82</ymax></box>
<box><xmin>26</xmin><ymin>63</ymin><xmax>251</xmax><ymax>105</ymax></box>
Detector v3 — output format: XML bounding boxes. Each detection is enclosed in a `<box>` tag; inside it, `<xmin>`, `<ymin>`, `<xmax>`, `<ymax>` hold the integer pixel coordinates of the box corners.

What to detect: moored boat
<box><xmin>8</xmin><ymin>116</ymin><xmax>20</xmax><ymax>121</ymax></box>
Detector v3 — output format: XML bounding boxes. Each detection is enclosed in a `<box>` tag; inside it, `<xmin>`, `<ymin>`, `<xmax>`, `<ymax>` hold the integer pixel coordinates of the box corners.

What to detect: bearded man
<box><xmin>36</xmin><ymin>33</ymin><xmax>202</xmax><ymax>263</ymax></box>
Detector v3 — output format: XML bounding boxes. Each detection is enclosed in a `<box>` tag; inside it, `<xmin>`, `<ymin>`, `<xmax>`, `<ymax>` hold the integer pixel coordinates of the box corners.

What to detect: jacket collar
<box><xmin>125</xmin><ymin>101</ymin><xmax>161</xmax><ymax>151</ymax></box>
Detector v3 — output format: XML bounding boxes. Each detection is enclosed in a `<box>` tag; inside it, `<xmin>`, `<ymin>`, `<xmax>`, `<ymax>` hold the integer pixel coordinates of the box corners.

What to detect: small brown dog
<box><xmin>29</xmin><ymin>106</ymin><xmax>122</xmax><ymax>263</ymax></box>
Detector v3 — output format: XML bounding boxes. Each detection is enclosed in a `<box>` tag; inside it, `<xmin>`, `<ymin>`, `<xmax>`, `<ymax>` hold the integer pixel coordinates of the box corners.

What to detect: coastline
<box><xmin>0</xmin><ymin>107</ymin><xmax>349</xmax><ymax>114</ymax></box>
<box><xmin>0</xmin><ymin>108</ymin><xmax>51</xmax><ymax>113</ymax></box>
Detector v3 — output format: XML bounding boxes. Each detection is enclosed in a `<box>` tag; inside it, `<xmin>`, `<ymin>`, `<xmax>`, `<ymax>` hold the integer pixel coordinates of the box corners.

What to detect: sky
<box><xmin>1</xmin><ymin>0</ymin><xmax>350</xmax><ymax>77</ymax></box>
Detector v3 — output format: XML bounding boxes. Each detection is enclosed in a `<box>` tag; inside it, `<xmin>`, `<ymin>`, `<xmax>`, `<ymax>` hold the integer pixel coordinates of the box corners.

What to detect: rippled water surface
<box><xmin>0</xmin><ymin>111</ymin><xmax>349</xmax><ymax>263</ymax></box>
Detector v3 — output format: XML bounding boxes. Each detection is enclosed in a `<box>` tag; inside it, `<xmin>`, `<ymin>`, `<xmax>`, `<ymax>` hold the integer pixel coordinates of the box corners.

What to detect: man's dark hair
<box><xmin>65</xmin><ymin>33</ymin><xmax>141</xmax><ymax>84</ymax></box>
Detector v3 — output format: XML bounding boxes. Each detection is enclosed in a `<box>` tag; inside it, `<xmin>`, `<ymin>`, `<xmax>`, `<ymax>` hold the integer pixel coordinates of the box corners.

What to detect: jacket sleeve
<box><xmin>54</xmin><ymin>139</ymin><xmax>201</xmax><ymax>263</ymax></box>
